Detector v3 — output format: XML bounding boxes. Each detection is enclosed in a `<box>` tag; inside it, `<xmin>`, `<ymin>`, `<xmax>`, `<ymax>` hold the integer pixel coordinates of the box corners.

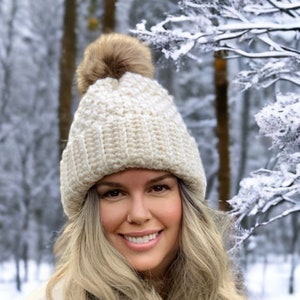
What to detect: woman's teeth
<box><xmin>124</xmin><ymin>232</ymin><xmax>158</xmax><ymax>244</ymax></box>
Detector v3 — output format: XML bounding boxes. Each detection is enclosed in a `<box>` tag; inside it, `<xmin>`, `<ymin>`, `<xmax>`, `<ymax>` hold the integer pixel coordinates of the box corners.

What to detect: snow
<box><xmin>0</xmin><ymin>261</ymin><xmax>52</xmax><ymax>300</ymax></box>
<box><xmin>0</xmin><ymin>258</ymin><xmax>299</xmax><ymax>299</ymax></box>
<box><xmin>245</xmin><ymin>256</ymin><xmax>300</xmax><ymax>300</ymax></box>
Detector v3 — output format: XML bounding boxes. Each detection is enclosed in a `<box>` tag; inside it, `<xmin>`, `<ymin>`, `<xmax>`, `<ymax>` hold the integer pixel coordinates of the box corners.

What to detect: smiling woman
<box><xmin>26</xmin><ymin>33</ymin><xmax>246</xmax><ymax>300</ymax></box>
<box><xmin>98</xmin><ymin>169</ymin><xmax>182</xmax><ymax>280</ymax></box>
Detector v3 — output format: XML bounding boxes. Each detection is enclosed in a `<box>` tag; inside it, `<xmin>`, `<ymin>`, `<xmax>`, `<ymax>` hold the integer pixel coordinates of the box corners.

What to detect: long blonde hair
<box><xmin>46</xmin><ymin>180</ymin><xmax>245</xmax><ymax>300</ymax></box>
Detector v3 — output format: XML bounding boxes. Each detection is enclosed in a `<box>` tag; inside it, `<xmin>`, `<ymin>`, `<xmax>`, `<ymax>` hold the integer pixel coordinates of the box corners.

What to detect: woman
<box><xmin>29</xmin><ymin>33</ymin><xmax>245</xmax><ymax>299</ymax></box>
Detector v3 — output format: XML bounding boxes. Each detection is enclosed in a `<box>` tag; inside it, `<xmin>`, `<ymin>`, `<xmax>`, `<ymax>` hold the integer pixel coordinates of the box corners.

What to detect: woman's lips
<box><xmin>119</xmin><ymin>230</ymin><xmax>163</xmax><ymax>250</ymax></box>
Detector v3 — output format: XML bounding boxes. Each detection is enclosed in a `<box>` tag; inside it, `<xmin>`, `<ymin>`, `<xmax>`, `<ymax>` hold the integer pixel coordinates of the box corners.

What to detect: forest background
<box><xmin>0</xmin><ymin>0</ymin><xmax>299</xmax><ymax>299</ymax></box>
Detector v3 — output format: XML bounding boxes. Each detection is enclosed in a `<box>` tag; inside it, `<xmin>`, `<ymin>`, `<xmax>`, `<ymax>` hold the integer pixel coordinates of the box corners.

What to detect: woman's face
<box><xmin>98</xmin><ymin>169</ymin><xmax>182</xmax><ymax>279</ymax></box>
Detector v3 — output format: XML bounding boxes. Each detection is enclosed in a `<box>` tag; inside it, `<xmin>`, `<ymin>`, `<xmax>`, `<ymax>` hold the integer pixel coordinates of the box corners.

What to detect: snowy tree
<box><xmin>0</xmin><ymin>0</ymin><xmax>64</xmax><ymax>291</ymax></box>
<box><xmin>133</xmin><ymin>0</ymin><xmax>300</xmax><ymax>239</ymax></box>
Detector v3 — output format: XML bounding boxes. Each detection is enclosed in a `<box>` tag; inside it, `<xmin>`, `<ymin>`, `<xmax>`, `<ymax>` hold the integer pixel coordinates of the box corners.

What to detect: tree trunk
<box><xmin>214</xmin><ymin>51</ymin><xmax>230</xmax><ymax>211</ymax></box>
<box><xmin>103</xmin><ymin>0</ymin><xmax>116</xmax><ymax>33</ymax></box>
<box><xmin>58</xmin><ymin>0</ymin><xmax>77</xmax><ymax>153</ymax></box>
<box><xmin>14</xmin><ymin>247</ymin><xmax>21</xmax><ymax>291</ymax></box>
<box><xmin>235</xmin><ymin>88</ymin><xmax>250</xmax><ymax>193</ymax></box>
<box><xmin>0</xmin><ymin>0</ymin><xmax>17</xmax><ymax>142</ymax></box>
<box><xmin>289</xmin><ymin>213</ymin><xmax>299</xmax><ymax>294</ymax></box>
<box><xmin>22</xmin><ymin>243</ymin><xmax>28</xmax><ymax>282</ymax></box>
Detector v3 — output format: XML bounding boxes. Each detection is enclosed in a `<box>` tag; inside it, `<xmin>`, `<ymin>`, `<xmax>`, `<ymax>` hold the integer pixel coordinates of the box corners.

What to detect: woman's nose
<box><xmin>127</xmin><ymin>193</ymin><xmax>152</xmax><ymax>225</ymax></box>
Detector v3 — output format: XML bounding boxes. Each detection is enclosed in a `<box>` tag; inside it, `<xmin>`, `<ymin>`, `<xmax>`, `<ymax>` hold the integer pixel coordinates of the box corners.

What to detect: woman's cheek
<box><xmin>156</xmin><ymin>198</ymin><xmax>182</xmax><ymax>222</ymax></box>
<box><xmin>99</xmin><ymin>202</ymin><xmax>125</xmax><ymax>231</ymax></box>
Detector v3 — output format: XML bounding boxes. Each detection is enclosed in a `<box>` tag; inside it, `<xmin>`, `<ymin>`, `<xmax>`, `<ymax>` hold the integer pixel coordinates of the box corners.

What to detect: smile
<box><xmin>123</xmin><ymin>232</ymin><xmax>160</xmax><ymax>244</ymax></box>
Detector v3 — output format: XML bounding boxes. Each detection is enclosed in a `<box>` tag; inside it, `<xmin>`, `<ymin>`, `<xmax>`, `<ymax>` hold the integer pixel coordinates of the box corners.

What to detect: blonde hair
<box><xmin>46</xmin><ymin>181</ymin><xmax>245</xmax><ymax>300</ymax></box>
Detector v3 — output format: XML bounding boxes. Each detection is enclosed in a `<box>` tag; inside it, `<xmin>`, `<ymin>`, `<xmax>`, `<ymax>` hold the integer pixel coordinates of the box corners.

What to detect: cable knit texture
<box><xmin>60</xmin><ymin>35</ymin><xmax>207</xmax><ymax>218</ymax></box>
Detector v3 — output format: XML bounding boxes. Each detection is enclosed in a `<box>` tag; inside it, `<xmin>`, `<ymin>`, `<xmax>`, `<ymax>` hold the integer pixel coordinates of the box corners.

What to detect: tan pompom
<box><xmin>76</xmin><ymin>33</ymin><xmax>155</xmax><ymax>95</ymax></box>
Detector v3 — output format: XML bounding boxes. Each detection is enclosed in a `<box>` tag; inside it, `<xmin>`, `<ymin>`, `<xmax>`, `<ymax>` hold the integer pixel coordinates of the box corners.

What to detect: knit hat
<box><xmin>60</xmin><ymin>33</ymin><xmax>206</xmax><ymax>218</ymax></box>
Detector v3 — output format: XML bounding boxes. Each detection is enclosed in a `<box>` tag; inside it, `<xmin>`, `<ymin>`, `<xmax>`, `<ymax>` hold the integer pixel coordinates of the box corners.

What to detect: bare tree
<box><xmin>59</xmin><ymin>0</ymin><xmax>77</xmax><ymax>153</ymax></box>
<box><xmin>0</xmin><ymin>0</ymin><xmax>17</xmax><ymax>142</ymax></box>
<box><xmin>214</xmin><ymin>52</ymin><xmax>230</xmax><ymax>210</ymax></box>
<box><xmin>103</xmin><ymin>0</ymin><xmax>116</xmax><ymax>33</ymax></box>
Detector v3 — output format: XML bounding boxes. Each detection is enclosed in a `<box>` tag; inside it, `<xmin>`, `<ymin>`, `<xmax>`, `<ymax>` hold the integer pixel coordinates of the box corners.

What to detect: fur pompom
<box><xmin>76</xmin><ymin>33</ymin><xmax>155</xmax><ymax>95</ymax></box>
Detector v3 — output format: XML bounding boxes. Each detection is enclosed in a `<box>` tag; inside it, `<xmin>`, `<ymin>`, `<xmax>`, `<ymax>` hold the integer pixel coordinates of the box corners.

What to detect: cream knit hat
<box><xmin>60</xmin><ymin>33</ymin><xmax>206</xmax><ymax>218</ymax></box>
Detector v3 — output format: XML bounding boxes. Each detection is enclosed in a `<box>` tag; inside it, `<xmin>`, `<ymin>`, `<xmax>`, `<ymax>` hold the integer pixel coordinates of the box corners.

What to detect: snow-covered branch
<box><xmin>134</xmin><ymin>0</ymin><xmax>300</xmax><ymax>243</ymax></box>
<box><xmin>134</xmin><ymin>0</ymin><xmax>300</xmax><ymax>90</ymax></box>
<box><xmin>231</xmin><ymin>204</ymin><xmax>300</xmax><ymax>249</ymax></box>
<box><xmin>229</xmin><ymin>94</ymin><xmax>300</xmax><ymax>214</ymax></box>
<box><xmin>216</xmin><ymin>46</ymin><xmax>299</xmax><ymax>59</ymax></box>
<box><xmin>267</xmin><ymin>0</ymin><xmax>300</xmax><ymax>13</ymax></box>
<box><xmin>255</xmin><ymin>93</ymin><xmax>300</xmax><ymax>148</ymax></box>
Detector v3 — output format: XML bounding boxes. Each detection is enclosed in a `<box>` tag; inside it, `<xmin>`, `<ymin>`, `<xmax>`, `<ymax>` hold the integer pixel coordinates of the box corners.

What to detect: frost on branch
<box><xmin>255</xmin><ymin>93</ymin><xmax>300</xmax><ymax>148</ymax></box>
<box><xmin>228</xmin><ymin>153</ymin><xmax>300</xmax><ymax>244</ymax></box>
<box><xmin>229</xmin><ymin>155</ymin><xmax>300</xmax><ymax>219</ymax></box>
<box><xmin>134</xmin><ymin>0</ymin><xmax>300</xmax><ymax>88</ymax></box>
<box><xmin>228</xmin><ymin>91</ymin><xmax>300</xmax><ymax>244</ymax></box>
<box><xmin>234</xmin><ymin>58</ymin><xmax>300</xmax><ymax>91</ymax></box>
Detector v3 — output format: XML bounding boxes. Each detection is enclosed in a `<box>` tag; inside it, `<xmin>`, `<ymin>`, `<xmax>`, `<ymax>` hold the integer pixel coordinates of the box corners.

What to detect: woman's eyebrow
<box><xmin>97</xmin><ymin>182</ymin><xmax>123</xmax><ymax>188</ymax></box>
<box><xmin>97</xmin><ymin>174</ymin><xmax>175</xmax><ymax>187</ymax></box>
<box><xmin>147</xmin><ymin>174</ymin><xmax>176</xmax><ymax>185</ymax></box>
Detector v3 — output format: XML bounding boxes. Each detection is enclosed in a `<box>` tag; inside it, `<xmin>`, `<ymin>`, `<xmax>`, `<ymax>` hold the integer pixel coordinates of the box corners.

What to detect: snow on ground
<box><xmin>245</xmin><ymin>256</ymin><xmax>299</xmax><ymax>300</ymax></box>
<box><xmin>0</xmin><ymin>261</ymin><xmax>52</xmax><ymax>300</ymax></box>
<box><xmin>0</xmin><ymin>258</ymin><xmax>299</xmax><ymax>299</ymax></box>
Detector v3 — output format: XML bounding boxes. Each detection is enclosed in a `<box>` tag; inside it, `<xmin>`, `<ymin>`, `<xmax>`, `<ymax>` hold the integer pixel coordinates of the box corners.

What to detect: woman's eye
<box><xmin>101</xmin><ymin>189</ymin><xmax>122</xmax><ymax>199</ymax></box>
<box><xmin>152</xmin><ymin>185</ymin><xmax>169</xmax><ymax>192</ymax></box>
